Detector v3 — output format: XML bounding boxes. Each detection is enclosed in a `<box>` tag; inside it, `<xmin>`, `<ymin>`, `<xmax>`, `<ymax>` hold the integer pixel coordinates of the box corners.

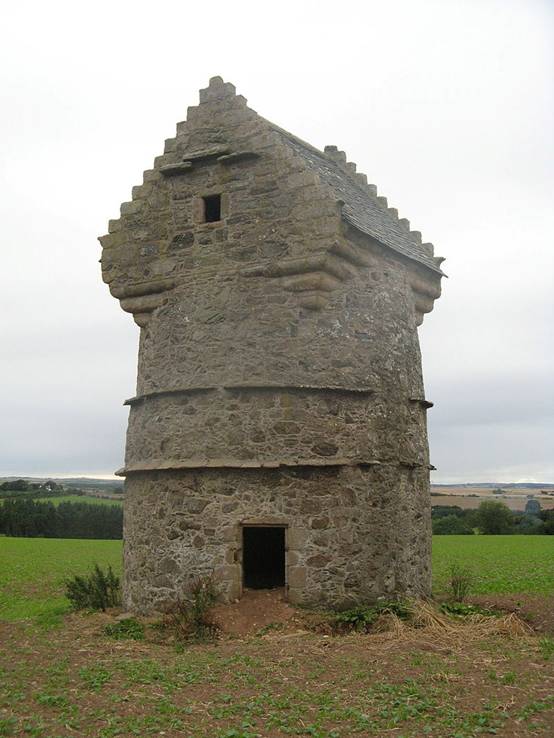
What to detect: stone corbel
<box><xmin>159</xmin><ymin>147</ymin><xmax>260</xmax><ymax>177</ymax></box>
<box><xmin>110</xmin><ymin>277</ymin><xmax>176</xmax><ymax>327</ymax></box>
<box><xmin>240</xmin><ymin>243</ymin><xmax>366</xmax><ymax>310</ymax></box>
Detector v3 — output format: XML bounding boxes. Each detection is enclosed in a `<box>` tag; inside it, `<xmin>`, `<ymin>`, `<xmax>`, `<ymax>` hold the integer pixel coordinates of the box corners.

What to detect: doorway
<box><xmin>242</xmin><ymin>526</ymin><xmax>286</xmax><ymax>589</ymax></box>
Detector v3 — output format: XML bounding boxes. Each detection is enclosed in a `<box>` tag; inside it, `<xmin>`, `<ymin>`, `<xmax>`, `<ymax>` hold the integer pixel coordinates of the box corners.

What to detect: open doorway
<box><xmin>242</xmin><ymin>526</ymin><xmax>286</xmax><ymax>589</ymax></box>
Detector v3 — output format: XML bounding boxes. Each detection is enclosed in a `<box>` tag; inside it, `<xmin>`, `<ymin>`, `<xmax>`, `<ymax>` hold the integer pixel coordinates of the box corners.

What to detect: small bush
<box><xmin>65</xmin><ymin>564</ymin><xmax>121</xmax><ymax>611</ymax></box>
<box><xmin>447</xmin><ymin>563</ymin><xmax>474</xmax><ymax>602</ymax></box>
<box><xmin>104</xmin><ymin>617</ymin><xmax>144</xmax><ymax>640</ymax></box>
<box><xmin>163</xmin><ymin>575</ymin><xmax>219</xmax><ymax>642</ymax></box>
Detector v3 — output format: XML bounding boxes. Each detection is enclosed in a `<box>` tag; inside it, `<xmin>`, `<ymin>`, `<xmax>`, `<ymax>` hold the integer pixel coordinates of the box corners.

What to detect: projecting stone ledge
<box><xmin>409</xmin><ymin>397</ymin><xmax>434</xmax><ymax>409</ymax></box>
<box><xmin>116</xmin><ymin>457</ymin><xmax>384</xmax><ymax>476</ymax></box>
<box><xmin>123</xmin><ymin>383</ymin><xmax>375</xmax><ymax>405</ymax></box>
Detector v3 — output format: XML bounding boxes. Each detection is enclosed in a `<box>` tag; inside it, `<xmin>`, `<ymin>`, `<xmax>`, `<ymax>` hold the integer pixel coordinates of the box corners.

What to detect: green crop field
<box><xmin>0</xmin><ymin>536</ymin><xmax>553</xmax><ymax>625</ymax></box>
<box><xmin>38</xmin><ymin>495</ymin><xmax>123</xmax><ymax>505</ymax></box>
<box><xmin>0</xmin><ymin>537</ymin><xmax>122</xmax><ymax>624</ymax></box>
<box><xmin>432</xmin><ymin>535</ymin><xmax>554</xmax><ymax>595</ymax></box>
<box><xmin>1</xmin><ymin>536</ymin><xmax>554</xmax><ymax>738</ymax></box>
<box><xmin>41</xmin><ymin>494</ymin><xmax>122</xmax><ymax>506</ymax></box>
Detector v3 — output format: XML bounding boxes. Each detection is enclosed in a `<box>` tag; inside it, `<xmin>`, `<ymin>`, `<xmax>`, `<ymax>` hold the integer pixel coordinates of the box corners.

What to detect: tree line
<box><xmin>0</xmin><ymin>478</ymin><xmax>64</xmax><ymax>491</ymax></box>
<box><xmin>0</xmin><ymin>499</ymin><xmax>122</xmax><ymax>539</ymax></box>
<box><xmin>432</xmin><ymin>500</ymin><xmax>554</xmax><ymax>535</ymax></box>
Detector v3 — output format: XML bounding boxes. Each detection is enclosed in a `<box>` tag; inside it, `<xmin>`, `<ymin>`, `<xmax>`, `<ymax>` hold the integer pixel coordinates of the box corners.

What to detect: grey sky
<box><xmin>1</xmin><ymin>0</ymin><xmax>552</xmax><ymax>482</ymax></box>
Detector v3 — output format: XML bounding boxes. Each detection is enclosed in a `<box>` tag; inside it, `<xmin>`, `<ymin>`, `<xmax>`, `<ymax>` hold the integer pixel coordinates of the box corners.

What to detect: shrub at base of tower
<box><xmin>65</xmin><ymin>564</ymin><xmax>121</xmax><ymax>611</ymax></box>
<box><xmin>161</xmin><ymin>575</ymin><xmax>219</xmax><ymax>642</ymax></box>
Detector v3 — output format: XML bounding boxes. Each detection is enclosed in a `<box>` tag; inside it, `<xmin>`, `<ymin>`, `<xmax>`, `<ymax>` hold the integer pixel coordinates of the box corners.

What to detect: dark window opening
<box><xmin>202</xmin><ymin>194</ymin><xmax>222</xmax><ymax>222</ymax></box>
<box><xmin>242</xmin><ymin>526</ymin><xmax>286</xmax><ymax>589</ymax></box>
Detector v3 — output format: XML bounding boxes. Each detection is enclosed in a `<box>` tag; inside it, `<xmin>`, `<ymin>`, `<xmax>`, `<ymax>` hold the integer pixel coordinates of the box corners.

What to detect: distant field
<box><xmin>432</xmin><ymin>485</ymin><xmax>554</xmax><ymax>495</ymax></box>
<box><xmin>432</xmin><ymin>493</ymin><xmax>554</xmax><ymax>511</ymax></box>
<box><xmin>42</xmin><ymin>494</ymin><xmax>122</xmax><ymax>506</ymax></box>
<box><xmin>1</xmin><ymin>536</ymin><xmax>553</xmax><ymax>625</ymax></box>
<box><xmin>431</xmin><ymin>484</ymin><xmax>554</xmax><ymax>512</ymax></box>
<box><xmin>0</xmin><ymin>494</ymin><xmax>122</xmax><ymax>506</ymax></box>
<box><xmin>433</xmin><ymin>535</ymin><xmax>554</xmax><ymax>594</ymax></box>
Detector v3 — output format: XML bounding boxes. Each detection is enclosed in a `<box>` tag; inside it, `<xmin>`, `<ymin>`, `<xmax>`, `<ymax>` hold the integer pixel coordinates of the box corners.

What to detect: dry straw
<box><xmin>363</xmin><ymin>600</ymin><xmax>532</xmax><ymax>652</ymax></box>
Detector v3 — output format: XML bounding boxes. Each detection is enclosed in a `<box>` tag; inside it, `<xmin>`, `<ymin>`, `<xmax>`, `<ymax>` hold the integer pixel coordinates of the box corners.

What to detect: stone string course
<box><xmin>99</xmin><ymin>77</ymin><xmax>443</xmax><ymax>612</ymax></box>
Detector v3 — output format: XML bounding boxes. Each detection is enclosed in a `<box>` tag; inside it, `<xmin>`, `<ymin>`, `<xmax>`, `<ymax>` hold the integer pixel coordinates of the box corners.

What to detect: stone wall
<box><xmin>99</xmin><ymin>77</ymin><xmax>441</xmax><ymax>612</ymax></box>
<box><xmin>124</xmin><ymin>465</ymin><xmax>431</xmax><ymax>612</ymax></box>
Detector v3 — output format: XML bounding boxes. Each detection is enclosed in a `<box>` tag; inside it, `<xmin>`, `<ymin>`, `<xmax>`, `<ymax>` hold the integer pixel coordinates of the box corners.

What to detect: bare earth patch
<box><xmin>211</xmin><ymin>588</ymin><xmax>299</xmax><ymax>636</ymax></box>
<box><xmin>469</xmin><ymin>594</ymin><xmax>554</xmax><ymax>636</ymax></box>
<box><xmin>1</xmin><ymin>595</ymin><xmax>554</xmax><ymax>738</ymax></box>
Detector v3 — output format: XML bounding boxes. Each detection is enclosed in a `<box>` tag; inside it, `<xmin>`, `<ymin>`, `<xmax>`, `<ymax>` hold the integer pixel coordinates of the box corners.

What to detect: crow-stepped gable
<box><xmin>99</xmin><ymin>76</ymin><xmax>444</xmax><ymax>612</ymax></box>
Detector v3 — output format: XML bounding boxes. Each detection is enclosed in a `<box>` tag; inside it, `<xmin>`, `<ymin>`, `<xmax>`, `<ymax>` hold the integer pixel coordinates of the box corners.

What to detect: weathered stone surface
<box><xmin>99</xmin><ymin>77</ymin><xmax>443</xmax><ymax>613</ymax></box>
<box><xmin>122</xmin><ymin>465</ymin><xmax>432</xmax><ymax>610</ymax></box>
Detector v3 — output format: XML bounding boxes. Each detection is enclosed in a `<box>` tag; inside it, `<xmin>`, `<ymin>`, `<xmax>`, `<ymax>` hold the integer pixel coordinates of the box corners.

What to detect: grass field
<box><xmin>1</xmin><ymin>535</ymin><xmax>553</xmax><ymax>625</ymax></box>
<box><xmin>1</xmin><ymin>536</ymin><xmax>553</xmax><ymax>737</ymax></box>
<box><xmin>432</xmin><ymin>535</ymin><xmax>554</xmax><ymax>595</ymax></box>
<box><xmin>40</xmin><ymin>494</ymin><xmax>122</xmax><ymax>506</ymax></box>
<box><xmin>0</xmin><ymin>538</ymin><xmax>121</xmax><ymax>624</ymax></box>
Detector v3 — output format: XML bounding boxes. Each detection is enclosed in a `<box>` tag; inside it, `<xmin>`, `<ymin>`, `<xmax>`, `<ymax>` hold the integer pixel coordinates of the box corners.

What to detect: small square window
<box><xmin>202</xmin><ymin>194</ymin><xmax>222</xmax><ymax>223</ymax></box>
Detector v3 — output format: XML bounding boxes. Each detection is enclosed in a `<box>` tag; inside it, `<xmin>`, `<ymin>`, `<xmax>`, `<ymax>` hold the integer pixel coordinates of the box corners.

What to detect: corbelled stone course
<box><xmin>99</xmin><ymin>77</ymin><xmax>443</xmax><ymax>612</ymax></box>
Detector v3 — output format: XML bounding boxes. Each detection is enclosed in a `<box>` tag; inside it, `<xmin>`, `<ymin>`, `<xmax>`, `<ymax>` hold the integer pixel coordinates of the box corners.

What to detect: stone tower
<box><xmin>99</xmin><ymin>77</ymin><xmax>444</xmax><ymax>612</ymax></box>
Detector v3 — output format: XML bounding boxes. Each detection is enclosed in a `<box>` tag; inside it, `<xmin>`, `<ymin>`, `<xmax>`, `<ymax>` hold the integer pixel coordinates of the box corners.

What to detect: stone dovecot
<box><xmin>99</xmin><ymin>77</ymin><xmax>444</xmax><ymax>612</ymax></box>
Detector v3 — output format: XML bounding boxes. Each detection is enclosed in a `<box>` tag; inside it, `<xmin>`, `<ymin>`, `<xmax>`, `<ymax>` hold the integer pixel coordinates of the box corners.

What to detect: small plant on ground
<box><xmin>163</xmin><ymin>575</ymin><xmax>219</xmax><ymax>642</ymax></box>
<box><xmin>65</xmin><ymin>563</ymin><xmax>121</xmax><ymax>611</ymax></box>
<box><xmin>105</xmin><ymin>617</ymin><xmax>144</xmax><ymax>640</ymax></box>
<box><xmin>256</xmin><ymin>621</ymin><xmax>287</xmax><ymax>636</ymax></box>
<box><xmin>539</xmin><ymin>636</ymin><xmax>554</xmax><ymax>660</ymax></box>
<box><xmin>447</xmin><ymin>562</ymin><xmax>474</xmax><ymax>602</ymax></box>
<box><xmin>309</xmin><ymin>600</ymin><xmax>412</xmax><ymax>634</ymax></box>
<box><xmin>440</xmin><ymin>602</ymin><xmax>497</xmax><ymax>618</ymax></box>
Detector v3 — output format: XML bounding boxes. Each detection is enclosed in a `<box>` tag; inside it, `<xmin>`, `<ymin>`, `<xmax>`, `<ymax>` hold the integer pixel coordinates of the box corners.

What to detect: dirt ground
<box><xmin>470</xmin><ymin>593</ymin><xmax>554</xmax><ymax>636</ymax></box>
<box><xmin>211</xmin><ymin>588</ymin><xmax>298</xmax><ymax>636</ymax></box>
<box><xmin>1</xmin><ymin>591</ymin><xmax>553</xmax><ymax>738</ymax></box>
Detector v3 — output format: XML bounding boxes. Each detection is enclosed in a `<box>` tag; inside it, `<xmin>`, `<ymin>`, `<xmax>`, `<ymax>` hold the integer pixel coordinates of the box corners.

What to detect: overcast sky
<box><xmin>1</xmin><ymin>0</ymin><xmax>552</xmax><ymax>482</ymax></box>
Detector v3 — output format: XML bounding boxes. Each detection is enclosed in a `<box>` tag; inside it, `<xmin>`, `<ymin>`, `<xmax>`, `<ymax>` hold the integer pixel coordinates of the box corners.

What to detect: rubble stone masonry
<box><xmin>99</xmin><ymin>77</ymin><xmax>443</xmax><ymax>612</ymax></box>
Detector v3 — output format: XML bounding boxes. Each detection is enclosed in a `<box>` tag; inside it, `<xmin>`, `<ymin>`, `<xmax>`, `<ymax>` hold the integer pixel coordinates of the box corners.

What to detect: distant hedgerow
<box><xmin>65</xmin><ymin>564</ymin><xmax>121</xmax><ymax>611</ymax></box>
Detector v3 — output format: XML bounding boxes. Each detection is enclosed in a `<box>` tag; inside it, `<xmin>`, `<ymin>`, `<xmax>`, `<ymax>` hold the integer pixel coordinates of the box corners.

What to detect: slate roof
<box><xmin>272</xmin><ymin>127</ymin><xmax>443</xmax><ymax>275</ymax></box>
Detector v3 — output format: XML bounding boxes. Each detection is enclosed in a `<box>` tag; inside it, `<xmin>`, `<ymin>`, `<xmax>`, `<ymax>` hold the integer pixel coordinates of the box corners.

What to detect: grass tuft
<box><xmin>104</xmin><ymin>617</ymin><xmax>144</xmax><ymax>641</ymax></box>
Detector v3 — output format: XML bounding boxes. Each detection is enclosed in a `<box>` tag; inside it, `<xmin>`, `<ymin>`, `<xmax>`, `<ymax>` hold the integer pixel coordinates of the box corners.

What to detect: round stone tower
<box><xmin>99</xmin><ymin>77</ymin><xmax>444</xmax><ymax>612</ymax></box>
